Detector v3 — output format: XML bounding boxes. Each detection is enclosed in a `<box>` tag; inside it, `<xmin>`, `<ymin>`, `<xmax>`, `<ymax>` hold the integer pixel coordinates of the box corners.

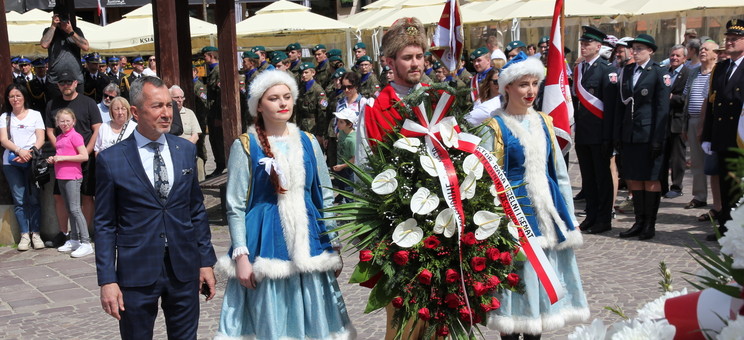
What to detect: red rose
<box><xmin>481</xmin><ymin>303</ymin><xmax>491</xmax><ymax>312</ymax></box>
<box><xmin>436</xmin><ymin>325</ymin><xmax>449</xmax><ymax>336</ymax></box>
<box><xmin>473</xmin><ymin>312</ymin><xmax>483</xmax><ymax>324</ymax></box>
<box><xmin>445</xmin><ymin>269</ymin><xmax>459</xmax><ymax>283</ymax></box>
<box><xmin>486</xmin><ymin>247</ymin><xmax>501</xmax><ymax>261</ymax></box>
<box><xmin>499</xmin><ymin>251</ymin><xmax>513</xmax><ymax>265</ymax></box>
<box><xmin>423</xmin><ymin>235</ymin><xmax>441</xmax><ymax>249</ymax></box>
<box><xmin>444</xmin><ymin>293</ymin><xmax>461</xmax><ymax>308</ymax></box>
<box><xmin>507</xmin><ymin>273</ymin><xmax>520</xmax><ymax>287</ymax></box>
<box><xmin>359</xmin><ymin>250</ymin><xmax>373</xmax><ymax>262</ymax></box>
<box><xmin>418</xmin><ymin>269</ymin><xmax>433</xmax><ymax>285</ymax></box>
<box><xmin>490</xmin><ymin>297</ymin><xmax>501</xmax><ymax>310</ymax></box>
<box><xmin>459</xmin><ymin>307</ymin><xmax>473</xmax><ymax>322</ymax></box>
<box><xmin>418</xmin><ymin>307</ymin><xmax>431</xmax><ymax>321</ymax></box>
<box><xmin>462</xmin><ymin>232</ymin><xmax>477</xmax><ymax>246</ymax></box>
<box><xmin>487</xmin><ymin>275</ymin><xmax>501</xmax><ymax>288</ymax></box>
<box><xmin>392</xmin><ymin>297</ymin><xmax>404</xmax><ymax>308</ymax></box>
<box><xmin>470</xmin><ymin>257</ymin><xmax>487</xmax><ymax>272</ymax></box>
<box><xmin>473</xmin><ymin>282</ymin><xmax>488</xmax><ymax>296</ymax></box>
<box><xmin>393</xmin><ymin>251</ymin><xmax>409</xmax><ymax>265</ymax></box>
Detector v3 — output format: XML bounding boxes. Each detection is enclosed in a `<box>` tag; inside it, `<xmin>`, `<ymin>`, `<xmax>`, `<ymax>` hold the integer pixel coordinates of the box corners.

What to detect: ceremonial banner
<box><xmin>431</xmin><ymin>0</ymin><xmax>464</xmax><ymax>72</ymax></box>
<box><xmin>541</xmin><ymin>0</ymin><xmax>573</xmax><ymax>154</ymax></box>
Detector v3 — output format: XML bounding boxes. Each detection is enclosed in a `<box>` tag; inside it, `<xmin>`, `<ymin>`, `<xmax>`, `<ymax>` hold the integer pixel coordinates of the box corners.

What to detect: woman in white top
<box><xmin>0</xmin><ymin>84</ymin><xmax>46</xmax><ymax>251</ymax></box>
<box><xmin>465</xmin><ymin>68</ymin><xmax>504</xmax><ymax>126</ymax></box>
<box><xmin>94</xmin><ymin>96</ymin><xmax>137</xmax><ymax>155</ymax></box>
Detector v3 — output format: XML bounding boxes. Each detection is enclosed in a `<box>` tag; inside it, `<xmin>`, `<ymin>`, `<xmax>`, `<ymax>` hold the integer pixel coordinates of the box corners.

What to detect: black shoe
<box><xmin>684</xmin><ymin>199</ymin><xmax>707</xmax><ymax>209</ymax></box>
<box><xmin>578</xmin><ymin>220</ymin><xmax>593</xmax><ymax>231</ymax></box>
<box><xmin>573</xmin><ymin>191</ymin><xmax>586</xmax><ymax>201</ymax></box>
<box><xmin>639</xmin><ymin>191</ymin><xmax>661</xmax><ymax>240</ymax></box>
<box><xmin>620</xmin><ymin>191</ymin><xmax>645</xmax><ymax>238</ymax></box>
<box><xmin>44</xmin><ymin>232</ymin><xmax>68</xmax><ymax>248</ymax></box>
<box><xmin>588</xmin><ymin>221</ymin><xmax>612</xmax><ymax>234</ymax></box>
<box><xmin>206</xmin><ymin>168</ymin><xmax>225</xmax><ymax>179</ymax></box>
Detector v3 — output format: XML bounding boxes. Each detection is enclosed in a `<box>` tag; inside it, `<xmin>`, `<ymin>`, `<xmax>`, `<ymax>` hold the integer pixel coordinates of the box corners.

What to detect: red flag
<box><xmin>431</xmin><ymin>0</ymin><xmax>463</xmax><ymax>72</ymax></box>
<box><xmin>542</xmin><ymin>0</ymin><xmax>573</xmax><ymax>155</ymax></box>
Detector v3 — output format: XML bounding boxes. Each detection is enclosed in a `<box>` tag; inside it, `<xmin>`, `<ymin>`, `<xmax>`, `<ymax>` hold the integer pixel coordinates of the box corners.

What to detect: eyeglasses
<box><xmin>491</xmin><ymin>79</ymin><xmax>499</xmax><ymax>85</ymax></box>
<box><xmin>104</xmin><ymin>94</ymin><xmax>116</xmax><ymax>100</ymax></box>
<box><xmin>171</xmin><ymin>96</ymin><xmax>185</xmax><ymax>99</ymax></box>
<box><xmin>341</xmin><ymin>85</ymin><xmax>356</xmax><ymax>90</ymax></box>
<box><xmin>149</xmin><ymin>58</ymin><xmax>156</xmax><ymax>61</ymax></box>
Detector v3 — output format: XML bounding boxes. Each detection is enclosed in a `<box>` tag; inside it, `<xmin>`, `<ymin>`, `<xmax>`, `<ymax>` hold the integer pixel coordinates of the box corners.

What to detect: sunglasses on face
<box><xmin>342</xmin><ymin>85</ymin><xmax>356</xmax><ymax>90</ymax></box>
<box><xmin>491</xmin><ymin>79</ymin><xmax>499</xmax><ymax>85</ymax></box>
<box><xmin>104</xmin><ymin>94</ymin><xmax>116</xmax><ymax>100</ymax></box>
<box><xmin>59</xmin><ymin>80</ymin><xmax>74</xmax><ymax>85</ymax></box>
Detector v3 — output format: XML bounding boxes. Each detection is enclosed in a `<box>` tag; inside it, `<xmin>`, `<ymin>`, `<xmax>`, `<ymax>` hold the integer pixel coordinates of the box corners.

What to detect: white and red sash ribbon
<box><xmin>575</xmin><ymin>63</ymin><xmax>604</xmax><ymax>119</ymax></box>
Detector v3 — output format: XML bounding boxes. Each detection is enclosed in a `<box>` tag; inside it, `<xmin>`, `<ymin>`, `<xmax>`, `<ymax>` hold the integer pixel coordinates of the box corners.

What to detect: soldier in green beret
<box><xmin>432</xmin><ymin>61</ymin><xmax>466</xmax><ymax>88</ymax></box>
<box><xmin>191</xmin><ymin>65</ymin><xmax>209</xmax><ymax>174</ymax></box>
<box><xmin>271</xmin><ymin>51</ymin><xmax>292</xmax><ymax>73</ymax></box>
<box><xmin>456</xmin><ymin>53</ymin><xmax>473</xmax><ymax>84</ymax></box>
<box><xmin>241</xmin><ymin>51</ymin><xmax>260</xmax><ymax>86</ymax></box>
<box><xmin>505</xmin><ymin>40</ymin><xmax>527</xmax><ymax>60</ymax></box>
<box><xmin>200</xmin><ymin>45</ymin><xmax>226</xmax><ymax>177</ymax></box>
<box><xmin>356</xmin><ymin>55</ymin><xmax>381</xmax><ymax>98</ymax></box>
<box><xmin>286</xmin><ymin>42</ymin><xmax>302</xmax><ymax>75</ymax></box>
<box><xmin>324</xmin><ymin>67</ymin><xmax>348</xmax><ymax>166</ymax></box>
<box><xmin>296</xmin><ymin>62</ymin><xmax>329</xmax><ymax>143</ymax></box>
<box><xmin>251</xmin><ymin>46</ymin><xmax>275</xmax><ymax>72</ymax></box>
<box><xmin>312</xmin><ymin>44</ymin><xmax>332</xmax><ymax>89</ymax></box>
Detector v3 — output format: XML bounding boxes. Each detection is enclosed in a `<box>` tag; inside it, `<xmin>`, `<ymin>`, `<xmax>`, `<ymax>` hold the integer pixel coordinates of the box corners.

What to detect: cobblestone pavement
<box><xmin>0</xmin><ymin>152</ymin><xmax>721</xmax><ymax>339</ymax></box>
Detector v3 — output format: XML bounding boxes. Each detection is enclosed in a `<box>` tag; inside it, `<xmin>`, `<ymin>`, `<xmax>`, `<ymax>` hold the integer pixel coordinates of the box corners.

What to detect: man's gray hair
<box><xmin>686</xmin><ymin>39</ymin><xmax>701</xmax><ymax>53</ymax></box>
<box><xmin>169</xmin><ymin>85</ymin><xmax>183</xmax><ymax>94</ymax></box>
<box><xmin>671</xmin><ymin>44</ymin><xmax>687</xmax><ymax>56</ymax></box>
<box><xmin>103</xmin><ymin>83</ymin><xmax>120</xmax><ymax>96</ymax></box>
<box><xmin>129</xmin><ymin>76</ymin><xmax>166</xmax><ymax>108</ymax></box>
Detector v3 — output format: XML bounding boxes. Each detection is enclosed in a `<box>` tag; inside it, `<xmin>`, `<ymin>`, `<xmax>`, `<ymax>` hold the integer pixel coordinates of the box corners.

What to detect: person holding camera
<box><xmin>39</xmin><ymin>5</ymin><xmax>89</xmax><ymax>94</ymax></box>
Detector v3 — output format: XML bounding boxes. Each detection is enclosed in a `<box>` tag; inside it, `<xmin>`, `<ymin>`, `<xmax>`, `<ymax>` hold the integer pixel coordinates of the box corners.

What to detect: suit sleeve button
<box><xmin>159</xmin><ymin>233</ymin><xmax>165</xmax><ymax>238</ymax></box>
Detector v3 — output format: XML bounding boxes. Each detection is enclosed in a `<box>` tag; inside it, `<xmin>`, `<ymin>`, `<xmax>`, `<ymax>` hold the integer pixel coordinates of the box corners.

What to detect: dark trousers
<box><xmin>660</xmin><ymin>132</ymin><xmax>686</xmax><ymax>193</ymax></box>
<box><xmin>575</xmin><ymin>144</ymin><xmax>614</xmax><ymax>223</ymax></box>
<box><xmin>119</xmin><ymin>254</ymin><xmax>200</xmax><ymax>340</ymax></box>
<box><xmin>207</xmin><ymin>120</ymin><xmax>225</xmax><ymax>171</ymax></box>
<box><xmin>716</xmin><ymin>149</ymin><xmax>743</xmax><ymax>226</ymax></box>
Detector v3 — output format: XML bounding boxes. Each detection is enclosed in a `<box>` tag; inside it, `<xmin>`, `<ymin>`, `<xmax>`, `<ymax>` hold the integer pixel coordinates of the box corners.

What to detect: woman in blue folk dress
<box><xmin>215</xmin><ymin>70</ymin><xmax>355</xmax><ymax>340</ymax></box>
<box><xmin>479</xmin><ymin>53</ymin><xmax>589</xmax><ymax>339</ymax></box>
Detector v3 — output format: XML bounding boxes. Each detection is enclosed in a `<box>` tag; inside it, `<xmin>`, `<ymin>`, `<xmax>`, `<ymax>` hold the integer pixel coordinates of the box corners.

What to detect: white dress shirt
<box><xmin>133</xmin><ymin>130</ymin><xmax>174</xmax><ymax>190</ymax></box>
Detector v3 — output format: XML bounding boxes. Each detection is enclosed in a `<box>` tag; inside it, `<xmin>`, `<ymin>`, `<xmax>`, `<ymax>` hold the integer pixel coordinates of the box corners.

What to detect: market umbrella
<box><xmin>235</xmin><ymin>0</ymin><xmax>354</xmax><ymax>64</ymax></box>
<box><xmin>85</xmin><ymin>4</ymin><xmax>216</xmax><ymax>55</ymax></box>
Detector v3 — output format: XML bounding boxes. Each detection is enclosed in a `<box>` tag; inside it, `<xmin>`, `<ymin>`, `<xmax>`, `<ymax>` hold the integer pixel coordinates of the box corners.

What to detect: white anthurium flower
<box><xmin>438</xmin><ymin>119</ymin><xmax>459</xmax><ymax>148</ymax></box>
<box><xmin>473</xmin><ymin>211</ymin><xmax>502</xmax><ymax>240</ymax></box>
<box><xmin>463</xmin><ymin>154</ymin><xmax>484</xmax><ymax>179</ymax></box>
<box><xmin>433</xmin><ymin>208</ymin><xmax>457</xmax><ymax>238</ymax></box>
<box><xmin>489</xmin><ymin>185</ymin><xmax>503</xmax><ymax>206</ymax></box>
<box><xmin>460</xmin><ymin>173</ymin><xmax>477</xmax><ymax>200</ymax></box>
<box><xmin>393</xmin><ymin>137</ymin><xmax>421</xmax><ymax>153</ymax></box>
<box><xmin>392</xmin><ymin>218</ymin><xmax>423</xmax><ymax>248</ymax></box>
<box><xmin>507</xmin><ymin>220</ymin><xmax>520</xmax><ymax>240</ymax></box>
<box><xmin>410</xmin><ymin>187</ymin><xmax>440</xmax><ymax>215</ymax></box>
<box><xmin>419</xmin><ymin>155</ymin><xmax>439</xmax><ymax>177</ymax></box>
<box><xmin>371</xmin><ymin>169</ymin><xmax>398</xmax><ymax>195</ymax></box>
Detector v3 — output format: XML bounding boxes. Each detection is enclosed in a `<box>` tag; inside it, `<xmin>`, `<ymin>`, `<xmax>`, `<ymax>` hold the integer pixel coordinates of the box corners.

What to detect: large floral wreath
<box><xmin>327</xmin><ymin>84</ymin><xmax>529</xmax><ymax>339</ymax></box>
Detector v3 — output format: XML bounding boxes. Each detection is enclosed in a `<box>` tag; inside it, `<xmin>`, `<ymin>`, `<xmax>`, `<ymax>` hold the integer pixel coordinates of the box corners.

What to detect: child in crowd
<box><xmin>48</xmin><ymin>108</ymin><xmax>93</xmax><ymax>258</ymax></box>
<box><xmin>331</xmin><ymin>108</ymin><xmax>357</xmax><ymax>204</ymax></box>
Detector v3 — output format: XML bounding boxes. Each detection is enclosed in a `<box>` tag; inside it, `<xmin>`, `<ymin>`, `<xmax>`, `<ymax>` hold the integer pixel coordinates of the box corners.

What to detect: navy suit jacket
<box><xmin>94</xmin><ymin>133</ymin><xmax>216</xmax><ymax>287</ymax></box>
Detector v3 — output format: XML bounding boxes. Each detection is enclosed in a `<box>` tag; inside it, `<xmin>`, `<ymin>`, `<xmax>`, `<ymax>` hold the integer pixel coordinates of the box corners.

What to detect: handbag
<box><xmin>30</xmin><ymin>146</ymin><xmax>51</xmax><ymax>186</ymax></box>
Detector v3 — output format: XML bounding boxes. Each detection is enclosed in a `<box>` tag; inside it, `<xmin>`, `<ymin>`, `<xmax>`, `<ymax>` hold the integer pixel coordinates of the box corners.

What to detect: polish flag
<box><xmin>431</xmin><ymin>0</ymin><xmax>463</xmax><ymax>72</ymax></box>
<box><xmin>541</xmin><ymin>0</ymin><xmax>573</xmax><ymax>155</ymax></box>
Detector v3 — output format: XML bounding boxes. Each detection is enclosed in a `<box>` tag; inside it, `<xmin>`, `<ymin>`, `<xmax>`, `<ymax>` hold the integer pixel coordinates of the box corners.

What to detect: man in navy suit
<box><xmin>95</xmin><ymin>76</ymin><xmax>217</xmax><ymax>339</ymax></box>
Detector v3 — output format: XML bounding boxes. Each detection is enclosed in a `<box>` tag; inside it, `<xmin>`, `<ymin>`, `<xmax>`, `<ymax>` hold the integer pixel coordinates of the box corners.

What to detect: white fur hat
<box><xmin>497</xmin><ymin>52</ymin><xmax>545</xmax><ymax>96</ymax></box>
<box><xmin>247</xmin><ymin>70</ymin><xmax>299</xmax><ymax>117</ymax></box>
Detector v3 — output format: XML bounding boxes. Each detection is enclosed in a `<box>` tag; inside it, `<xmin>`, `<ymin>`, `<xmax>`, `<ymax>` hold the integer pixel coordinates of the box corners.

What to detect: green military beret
<box><xmin>327</xmin><ymin>49</ymin><xmax>342</xmax><ymax>57</ymax></box>
<box><xmin>300</xmin><ymin>62</ymin><xmax>316</xmax><ymax>71</ymax></box>
<box><xmin>251</xmin><ymin>46</ymin><xmax>266</xmax><ymax>53</ymax></box>
<box><xmin>354</xmin><ymin>42</ymin><xmax>366</xmax><ymax>50</ymax></box>
<box><xmin>470</xmin><ymin>47</ymin><xmax>489</xmax><ymax>60</ymax></box>
<box><xmin>356</xmin><ymin>55</ymin><xmax>372</xmax><ymax>65</ymax></box>
<box><xmin>538</xmin><ymin>35</ymin><xmax>550</xmax><ymax>45</ymax></box>
<box><xmin>312</xmin><ymin>44</ymin><xmax>326</xmax><ymax>53</ymax></box>
<box><xmin>286</xmin><ymin>42</ymin><xmax>301</xmax><ymax>51</ymax></box>
<box><xmin>432</xmin><ymin>61</ymin><xmax>443</xmax><ymax>70</ymax></box>
<box><xmin>505</xmin><ymin>40</ymin><xmax>526</xmax><ymax>54</ymax></box>
<box><xmin>201</xmin><ymin>46</ymin><xmax>218</xmax><ymax>54</ymax></box>
<box><xmin>271</xmin><ymin>51</ymin><xmax>288</xmax><ymax>65</ymax></box>
<box><xmin>332</xmin><ymin>67</ymin><xmax>347</xmax><ymax>79</ymax></box>
<box><xmin>329</xmin><ymin>55</ymin><xmax>343</xmax><ymax>62</ymax></box>
<box><xmin>242</xmin><ymin>51</ymin><xmax>259</xmax><ymax>59</ymax></box>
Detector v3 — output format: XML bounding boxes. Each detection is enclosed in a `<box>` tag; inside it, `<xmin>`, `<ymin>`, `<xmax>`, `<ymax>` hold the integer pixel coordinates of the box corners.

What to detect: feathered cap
<box><xmin>381</xmin><ymin>17</ymin><xmax>427</xmax><ymax>59</ymax></box>
<box><xmin>497</xmin><ymin>52</ymin><xmax>545</xmax><ymax>96</ymax></box>
<box><xmin>247</xmin><ymin>70</ymin><xmax>299</xmax><ymax>118</ymax></box>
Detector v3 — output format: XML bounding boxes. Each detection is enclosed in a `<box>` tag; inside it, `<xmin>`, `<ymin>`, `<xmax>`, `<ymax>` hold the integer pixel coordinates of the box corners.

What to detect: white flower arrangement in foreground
<box><xmin>717</xmin><ymin>315</ymin><xmax>744</xmax><ymax>340</ymax></box>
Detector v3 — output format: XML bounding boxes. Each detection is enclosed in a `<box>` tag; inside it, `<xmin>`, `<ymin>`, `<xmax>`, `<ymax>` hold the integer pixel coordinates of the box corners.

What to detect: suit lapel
<box><xmin>123</xmin><ymin>137</ymin><xmax>162</xmax><ymax>204</ymax></box>
<box><xmin>725</xmin><ymin>59</ymin><xmax>743</xmax><ymax>92</ymax></box>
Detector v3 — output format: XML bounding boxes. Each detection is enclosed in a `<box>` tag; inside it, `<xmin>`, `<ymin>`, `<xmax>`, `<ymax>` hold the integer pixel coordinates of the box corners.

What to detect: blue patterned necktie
<box><xmin>148</xmin><ymin>142</ymin><xmax>169</xmax><ymax>203</ymax></box>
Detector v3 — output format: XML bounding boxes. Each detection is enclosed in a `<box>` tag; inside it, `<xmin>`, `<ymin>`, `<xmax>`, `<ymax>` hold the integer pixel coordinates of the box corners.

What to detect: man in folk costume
<box><xmin>573</xmin><ymin>26</ymin><xmax>618</xmax><ymax>234</ymax></box>
<box><xmin>360</xmin><ymin>17</ymin><xmax>432</xmax><ymax>339</ymax></box>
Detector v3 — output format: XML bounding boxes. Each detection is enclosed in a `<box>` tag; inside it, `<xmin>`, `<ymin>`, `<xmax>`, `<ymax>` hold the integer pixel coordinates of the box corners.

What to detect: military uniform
<box><xmin>456</xmin><ymin>67</ymin><xmax>472</xmax><ymax>84</ymax></box>
<box><xmin>615</xmin><ymin>34</ymin><xmax>671</xmax><ymax>241</ymax></box>
<box><xmin>83</xmin><ymin>71</ymin><xmax>110</xmax><ymax>103</ymax></box>
<box><xmin>572</xmin><ymin>26</ymin><xmax>619</xmax><ymax>234</ymax></box>
<box><xmin>315</xmin><ymin>60</ymin><xmax>331</xmax><ymax>89</ymax></box>
<box><xmin>296</xmin><ymin>63</ymin><xmax>329</xmax><ymax>137</ymax></box>
<box><xmin>359</xmin><ymin>72</ymin><xmax>381</xmax><ymax>98</ymax></box>
<box><xmin>26</xmin><ymin>70</ymin><xmax>53</xmax><ymax>114</ymax></box>
<box><xmin>701</xmin><ymin>19</ymin><xmax>744</xmax><ymax>230</ymax></box>
<box><xmin>205</xmin><ymin>59</ymin><xmax>226</xmax><ymax>173</ymax></box>
<box><xmin>192</xmin><ymin>75</ymin><xmax>209</xmax><ymax>163</ymax></box>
